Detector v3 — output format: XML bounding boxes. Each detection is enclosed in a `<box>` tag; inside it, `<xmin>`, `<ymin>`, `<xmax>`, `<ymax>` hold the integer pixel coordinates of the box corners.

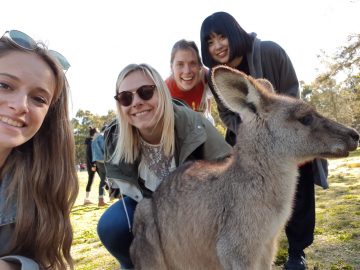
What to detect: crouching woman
<box><xmin>97</xmin><ymin>63</ymin><xmax>232</xmax><ymax>269</ymax></box>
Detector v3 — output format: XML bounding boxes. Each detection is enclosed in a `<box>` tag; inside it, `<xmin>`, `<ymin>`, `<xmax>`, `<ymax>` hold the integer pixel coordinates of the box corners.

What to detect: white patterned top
<box><xmin>139</xmin><ymin>138</ymin><xmax>176</xmax><ymax>191</ymax></box>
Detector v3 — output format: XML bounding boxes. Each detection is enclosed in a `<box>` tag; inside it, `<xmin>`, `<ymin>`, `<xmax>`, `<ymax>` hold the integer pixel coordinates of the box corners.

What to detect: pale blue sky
<box><xmin>2</xmin><ymin>0</ymin><xmax>359</xmax><ymax>116</ymax></box>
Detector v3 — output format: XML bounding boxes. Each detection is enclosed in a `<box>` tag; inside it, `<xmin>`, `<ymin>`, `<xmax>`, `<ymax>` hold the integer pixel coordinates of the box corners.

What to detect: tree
<box><xmin>302</xmin><ymin>33</ymin><xmax>360</xmax><ymax>131</ymax></box>
<box><xmin>72</xmin><ymin>110</ymin><xmax>116</xmax><ymax>164</ymax></box>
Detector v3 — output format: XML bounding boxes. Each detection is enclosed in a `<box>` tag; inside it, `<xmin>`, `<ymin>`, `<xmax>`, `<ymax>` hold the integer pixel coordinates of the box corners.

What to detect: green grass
<box><xmin>71</xmin><ymin>172</ymin><xmax>119</xmax><ymax>270</ymax></box>
<box><xmin>274</xmin><ymin>148</ymin><xmax>360</xmax><ymax>270</ymax></box>
<box><xmin>71</xmin><ymin>148</ymin><xmax>360</xmax><ymax>269</ymax></box>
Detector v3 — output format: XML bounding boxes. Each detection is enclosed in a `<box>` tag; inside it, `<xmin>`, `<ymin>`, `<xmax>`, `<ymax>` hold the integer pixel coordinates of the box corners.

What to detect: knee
<box><xmin>97</xmin><ymin>212</ymin><xmax>120</xmax><ymax>243</ymax></box>
<box><xmin>97</xmin><ymin>210</ymin><xmax>134</xmax><ymax>260</ymax></box>
<box><xmin>97</xmin><ymin>204</ymin><xmax>134</xmax><ymax>244</ymax></box>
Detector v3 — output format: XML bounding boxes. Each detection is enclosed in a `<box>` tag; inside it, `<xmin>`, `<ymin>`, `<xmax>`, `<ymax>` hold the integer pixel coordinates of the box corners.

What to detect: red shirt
<box><xmin>166</xmin><ymin>77</ymin><xmax>205</xmax><ymax>112</ymax></box>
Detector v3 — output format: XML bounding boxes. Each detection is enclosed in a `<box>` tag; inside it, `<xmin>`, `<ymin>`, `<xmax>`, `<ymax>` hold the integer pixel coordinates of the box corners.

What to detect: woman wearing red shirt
<box><xmin>166</xmin><ymin>39</ymin><xmax>214</xmax><ymax>125</ymax></box>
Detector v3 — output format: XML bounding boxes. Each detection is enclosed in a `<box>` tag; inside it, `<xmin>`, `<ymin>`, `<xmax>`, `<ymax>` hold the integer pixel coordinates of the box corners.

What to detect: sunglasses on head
<box><xmin>1</xmin><ymin>30</ymin><xmax>71</xmax><ymax>71</ymax></box>
<box><xmin>114</xmin><ymin>85</ymin><xmax>156</xmax><ymax>107</ymax></box>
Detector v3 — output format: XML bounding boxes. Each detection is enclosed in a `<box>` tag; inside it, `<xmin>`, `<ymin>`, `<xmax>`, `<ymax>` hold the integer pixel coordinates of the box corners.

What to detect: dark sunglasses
<box><xmin>1</xmin><ymin>30</ymin><xmax>70</xmax><ymax>71</ymax></box>
<box><xmin>114</xmin><ymin>85</ymin><xmax>156</xmax><ymax>107</ymax></box>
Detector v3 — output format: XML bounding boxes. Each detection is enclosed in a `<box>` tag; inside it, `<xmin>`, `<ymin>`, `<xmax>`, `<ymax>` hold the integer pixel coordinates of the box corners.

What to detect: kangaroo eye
<box><xmin>298</xmin><ymin>114</ymin><xmax>313</xmax><ymax>126</ymax></box>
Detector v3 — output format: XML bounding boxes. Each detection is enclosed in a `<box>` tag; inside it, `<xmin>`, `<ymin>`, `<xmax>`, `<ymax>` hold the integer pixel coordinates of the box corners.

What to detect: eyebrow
<box><xmin>0</xmin><ymin>72</ymin><xmax>20</xmax><ymax>81</ymax></box>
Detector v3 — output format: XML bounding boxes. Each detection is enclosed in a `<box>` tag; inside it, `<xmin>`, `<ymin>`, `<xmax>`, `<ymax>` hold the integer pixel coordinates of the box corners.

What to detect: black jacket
<box><xmin>84</xmin><ymin>137</ymin><xmax>95</xmax><ymax>168</ymax></box>
<box><xmin>209</xmin><ymin>33</ymin><xmax>328</xmax><ymax>188</ymax></box>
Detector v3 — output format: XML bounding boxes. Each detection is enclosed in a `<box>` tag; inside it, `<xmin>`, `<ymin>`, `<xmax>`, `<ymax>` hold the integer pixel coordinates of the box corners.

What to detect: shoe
<box><xmin>83</xmin><ymin>199</ymin><xmax>94</xmax><ymax>205</ymax></box>
<box><xmin>98</xmin><ymin>198</ymin><xmax>108</xmax><ymax>207</ymax></box>
<box><xmin>284</xmin><ymin>254</ymin><xmax>307</xmax><ymax>270</ymax></box>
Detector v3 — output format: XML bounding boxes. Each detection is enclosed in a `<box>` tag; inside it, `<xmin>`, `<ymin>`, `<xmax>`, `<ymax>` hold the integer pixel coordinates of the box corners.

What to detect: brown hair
<box><xmin>170</xmin><ymin>39</ymin><xmax>202</xmax><ymax>66</ymax></box>
<box><xmin>0</xmin><ymin>38</ymin><xmax>79</xmax><ymax>269</ymax></box>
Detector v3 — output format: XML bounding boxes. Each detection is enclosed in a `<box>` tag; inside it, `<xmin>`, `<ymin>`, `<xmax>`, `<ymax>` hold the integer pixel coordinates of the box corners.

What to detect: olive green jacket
<box><xmin>104</xmin><ymin>104</ymin><xmax>232</xmax><ymax>202</ymax></box>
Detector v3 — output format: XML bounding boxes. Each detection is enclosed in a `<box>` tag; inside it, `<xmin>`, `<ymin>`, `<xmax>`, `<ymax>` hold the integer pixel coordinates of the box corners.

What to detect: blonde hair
<box><xmin>112</xmin><ymin>63</ymin><xmax>175</xmax><ymax>163</ymax></box>
<box><xmin>0</xmin><ymin>39</ymin><xmax>79</xmax><ymax>269</ymax></box>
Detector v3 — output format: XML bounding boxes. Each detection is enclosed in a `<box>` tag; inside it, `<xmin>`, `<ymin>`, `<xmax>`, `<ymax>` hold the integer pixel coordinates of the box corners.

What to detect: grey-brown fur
<box><xmin>130</xmin><ymin>65</ymin><xmax>359</xmax><ymax>270</ymax></box>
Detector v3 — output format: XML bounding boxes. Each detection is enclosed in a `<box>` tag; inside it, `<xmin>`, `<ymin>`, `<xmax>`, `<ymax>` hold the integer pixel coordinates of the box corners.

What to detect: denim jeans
<box><xmin>97</xmin><ymin>196</ymin><xmax>137</xmax><ymax>268</ymax></box>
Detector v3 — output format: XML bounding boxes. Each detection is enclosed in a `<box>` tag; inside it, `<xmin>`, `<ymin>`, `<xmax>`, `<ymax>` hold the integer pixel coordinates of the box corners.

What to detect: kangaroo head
<box><xmin>211</xmin><ymin>65</ymin><xmax>359</xmax><ymax>163</ymax></box>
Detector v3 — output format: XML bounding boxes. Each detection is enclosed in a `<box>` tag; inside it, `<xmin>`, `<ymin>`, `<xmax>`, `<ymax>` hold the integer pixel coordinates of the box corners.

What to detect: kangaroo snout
<box><xmin>333</xmin><ymin>128</ymin><xmax>359</xmax><ymax>157</ymax></box>
<box><xmin>349</xmin><ymin>129</ymin><xmax>360</xmax><ymax>146</ymax></box>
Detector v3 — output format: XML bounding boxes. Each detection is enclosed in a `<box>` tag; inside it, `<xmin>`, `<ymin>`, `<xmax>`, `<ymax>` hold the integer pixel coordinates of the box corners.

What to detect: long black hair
<box><xmin>200</xmin><ymin>11</ymin><xmax>254</xmax><ymax>68</ymax></box>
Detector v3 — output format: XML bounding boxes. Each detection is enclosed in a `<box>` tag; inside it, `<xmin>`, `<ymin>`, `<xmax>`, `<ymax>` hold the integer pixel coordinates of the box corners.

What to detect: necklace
<box><xmin>140</xmin><ymin>138</ymin><xmax>173</xmax><ymax>180</ymax></box>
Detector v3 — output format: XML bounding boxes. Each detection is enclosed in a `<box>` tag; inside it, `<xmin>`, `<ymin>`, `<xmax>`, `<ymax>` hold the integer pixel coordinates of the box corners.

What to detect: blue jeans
<box><xmin>97</xmin><ymin>196</ymin><xmax>137</xmax><ymax>268</ymax></box>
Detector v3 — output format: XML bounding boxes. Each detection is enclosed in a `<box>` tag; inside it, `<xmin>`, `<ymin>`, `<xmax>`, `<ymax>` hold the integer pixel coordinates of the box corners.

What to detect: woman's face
<box><xmin>0</xmin><ymin>51</ymin><xmax>55</xmax><ymax>156</ymax></box>
<box><xmin>207</xmin><ymin>32</ymin><xmax>231</xmax><ymax>64</ymax></box>
<box><xmin>118</xmin><ymin>70</ymin><xmax>162</xmax><ymax>141</ymax></box>
<box><xmin>171</xmin><ymin>49</ymin><xmax>201</xmax><ymax>91</ymax></box>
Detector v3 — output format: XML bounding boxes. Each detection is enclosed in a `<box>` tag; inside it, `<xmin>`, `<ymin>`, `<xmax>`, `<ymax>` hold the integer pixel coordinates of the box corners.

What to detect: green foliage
<box><xmin>302</xmin><ymin>34</ymin><xmax>360</xmax><ymax>132</ymax></box>
<box><xmin>72</xmin><ymin>110</ymin><xmax>116</xmax><ymax>164</ymax></box>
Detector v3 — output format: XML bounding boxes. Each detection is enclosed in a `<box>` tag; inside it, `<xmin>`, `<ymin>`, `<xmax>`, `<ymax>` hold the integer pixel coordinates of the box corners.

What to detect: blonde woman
<box><xmin>0</xmin><ymin>30</ymin><xmax>78</xmax><ymax>270</ymax></box>
<box><xmin>97</xmin><ymin>63</ymin><xmax>231</xmax><ymax>269</ymax></box>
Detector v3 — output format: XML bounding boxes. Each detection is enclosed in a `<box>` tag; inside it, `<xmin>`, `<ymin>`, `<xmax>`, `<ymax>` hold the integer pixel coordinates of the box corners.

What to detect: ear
<box><xmin>211</xmin><ymin>65</ymin><xmax>263</xmax><ymax>115</ymax></box>
<box><xmin>256</xmin><ymin>78</ymin><xmax>275</xmax><ymax>93</ymax></box>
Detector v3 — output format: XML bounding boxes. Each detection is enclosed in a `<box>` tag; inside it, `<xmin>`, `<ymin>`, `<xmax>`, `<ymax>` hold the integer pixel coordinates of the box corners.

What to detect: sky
<box><xmin>2</xmin><ymin>0</ymin><xmax>360</xmax><ymax>117</ymax></box>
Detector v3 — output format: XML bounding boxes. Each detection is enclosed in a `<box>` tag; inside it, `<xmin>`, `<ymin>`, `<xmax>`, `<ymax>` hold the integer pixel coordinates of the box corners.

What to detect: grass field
<box><xmin>71</xmin><ymin>148</ymin><xmax>360</xmax><ymax>270</ymax></box>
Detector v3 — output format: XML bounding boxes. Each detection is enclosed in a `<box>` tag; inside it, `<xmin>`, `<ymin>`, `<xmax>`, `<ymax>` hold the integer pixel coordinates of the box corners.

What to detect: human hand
<box><xmin>91</xmin><ymin>166</ymin><xmax>96</xmax><ymax>172</ymax></box>
<box><xmin>0</xmin><ymin>260</ymin><xmax>21</xmax><ymax>270</ymax></box>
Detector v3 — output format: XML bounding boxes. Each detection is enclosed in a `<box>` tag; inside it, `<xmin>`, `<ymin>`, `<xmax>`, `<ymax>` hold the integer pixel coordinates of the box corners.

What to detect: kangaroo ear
<box><xmin>256</xmin><ymin>78</ymin><xmax>275</xmax><ymax>93</ymax></box>
<box><xmin>211</xmin><ymin>65</ymin><xmax>262</xmax><ymax>115</ymax></box>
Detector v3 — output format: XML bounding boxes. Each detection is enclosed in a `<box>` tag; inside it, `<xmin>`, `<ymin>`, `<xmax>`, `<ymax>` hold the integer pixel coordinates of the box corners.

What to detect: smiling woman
<box><xmin>0</xmin><ymin>52</ymin><xmax>55</xmax><ymax>156</ymax></box>
<box><xmin>165</xmin><ymin>39</ymin><xmax>215</xmax><ymax>125</ymax></box>
<box><xmin>0</xmin><ymin>31</ymin><xmax>78</xmax><ymax>270</ymax></box>
<box><xmin>96</xmin><ymin>63</ymin><xmax>232</xmax><ymax>269</ymax></box>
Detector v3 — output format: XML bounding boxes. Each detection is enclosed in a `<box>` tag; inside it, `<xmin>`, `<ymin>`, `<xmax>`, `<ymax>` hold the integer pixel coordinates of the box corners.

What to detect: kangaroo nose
<box><xmin>350</xmin><ymin>129</ymin><xmax>360</xmax><ymax>143</ymax></box>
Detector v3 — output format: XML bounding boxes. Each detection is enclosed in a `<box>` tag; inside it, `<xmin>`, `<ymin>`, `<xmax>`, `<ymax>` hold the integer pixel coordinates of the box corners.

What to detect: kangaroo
<box><xmin>130</xmin><ymin>65</ymin><xmax>359</xmax><ymax>270</ymax></box>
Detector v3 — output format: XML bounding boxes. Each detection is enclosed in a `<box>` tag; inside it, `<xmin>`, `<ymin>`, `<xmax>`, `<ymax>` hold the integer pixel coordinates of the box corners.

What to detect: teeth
<box><xmin>134</xmin><ymin>111</ymin><xmax>148</xmax><ymax>117</ymax></box>
<box><xmin>0</xmin><ymin>116</ymin><xmax>24</xmax><ymax>127</ymax></box>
